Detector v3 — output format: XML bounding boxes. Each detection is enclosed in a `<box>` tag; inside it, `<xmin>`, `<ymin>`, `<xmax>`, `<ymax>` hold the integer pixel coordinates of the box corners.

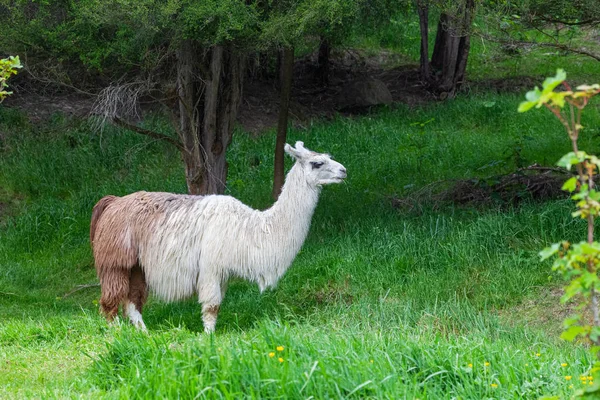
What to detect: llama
<box><xmin>90</xmin><ymin>141</ymin><xmax>347</xmax><ymax>333</ymax></box>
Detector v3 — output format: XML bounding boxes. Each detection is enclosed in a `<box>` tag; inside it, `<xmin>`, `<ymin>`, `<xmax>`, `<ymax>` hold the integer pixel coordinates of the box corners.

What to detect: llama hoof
<box><xmin>125</xmin><ymin>302</ymin><xmax>147</xmax><ymax>331</ymax></box>
<box><xmin>135</xmin><ymin>321</ymin><xmax>148</xmax><ymax>332</ymax></box>
<box><xmin>107</xmin><ymin>316</ymin><xmax>123</xmax><ymax>328</ymax></box>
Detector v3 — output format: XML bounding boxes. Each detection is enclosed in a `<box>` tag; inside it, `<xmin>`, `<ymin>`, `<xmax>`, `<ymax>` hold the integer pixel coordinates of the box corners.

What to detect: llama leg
<box><xmin>99</xmin><ymin>267</ymin><xmax>129</xmax><ymax>321</ymax></box>
<box><xmin>198</xmin><ymin>281</ymin><xmax>222</xmax><ymax>334</ymax></box>
<box><xmin>125</xmin><ymin>265</ymin><xmax>148</xmax><ymax>331</ymax></box>
<box><xmin>201</xmin><ymin>303</ymin><xmax>221</xmax><ymax>334</ymax></box>
<box><xmin>220</xmin><ymin>280</ymin><xmax>229</xmax><ymax>298</ymax></box>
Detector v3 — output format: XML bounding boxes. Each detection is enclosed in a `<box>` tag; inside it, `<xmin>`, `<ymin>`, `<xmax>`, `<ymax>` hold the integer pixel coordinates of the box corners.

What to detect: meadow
<box><xmin>1</xmin><ymin>29</ymin><xmax>600</xmax><ymax>399</ymax></box>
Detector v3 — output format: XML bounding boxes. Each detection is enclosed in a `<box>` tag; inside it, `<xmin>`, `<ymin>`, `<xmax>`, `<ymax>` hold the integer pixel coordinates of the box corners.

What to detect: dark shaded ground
<box><xmin>3</xmin><ymin>48</ymin><xmax>551</xmax><ymax>134</ymax></box>
<box><xmin>239</xmin><ymin>49</ymin><xmax>432</xmax><ymax>133</ymax></box>
<box><xmin>2</xmin><ymin>49</ymin><xmax>433</xmax><ymax>133</ymax></box>
<box><xmin>391</xmin><ymin>164</ymin><xmax>571</xmax><ymax>212</ymax></box>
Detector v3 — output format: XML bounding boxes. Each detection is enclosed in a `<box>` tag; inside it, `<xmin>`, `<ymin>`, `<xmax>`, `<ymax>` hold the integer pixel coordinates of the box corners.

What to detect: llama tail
<box><xmin>90</xmin><ymin>195</ymin><xmax>118</xmax><ymax>246</ymax></box>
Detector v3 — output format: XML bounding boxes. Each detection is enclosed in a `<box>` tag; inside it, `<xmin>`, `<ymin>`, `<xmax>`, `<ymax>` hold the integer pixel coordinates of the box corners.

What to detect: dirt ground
<box><xmin>2</xmin><ymin>48</ymin><xmax>548</xmax><ymax>134</ymax></box>
<box><xmin>2</xmin><ymin>50</ymin><xmax>433</xmax><ymax>133</ymax></box>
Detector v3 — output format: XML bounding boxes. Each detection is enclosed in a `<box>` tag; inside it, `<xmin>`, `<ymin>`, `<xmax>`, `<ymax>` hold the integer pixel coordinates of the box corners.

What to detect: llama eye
<box><xmin>311</xmin><ymin>162</ymin><xmax>324</xmax><ymax>169</ymax></box>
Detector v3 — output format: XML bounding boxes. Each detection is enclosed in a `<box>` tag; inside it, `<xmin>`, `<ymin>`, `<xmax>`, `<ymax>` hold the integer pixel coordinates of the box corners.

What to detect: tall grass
<box><xmin>0</xmin><ymin>89</ymin><xmax>599</xmax><ymax>398</ymax></box>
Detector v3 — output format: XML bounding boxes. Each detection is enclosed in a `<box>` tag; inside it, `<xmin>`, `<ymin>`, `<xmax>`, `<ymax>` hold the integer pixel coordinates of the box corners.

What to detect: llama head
<box><xmin>284</xmin><ymin>141</ymin><xmax>347</xmax><ymax>186</ymax></box>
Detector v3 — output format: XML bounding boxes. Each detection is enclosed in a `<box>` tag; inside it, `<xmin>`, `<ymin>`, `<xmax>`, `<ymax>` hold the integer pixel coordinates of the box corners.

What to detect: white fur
<box><xmin>136</xmin><ymin>142</ymin><xmax>346</xmax><ymax>331</ymax></box>
<box><xmin>125</xmin><ymin>301</ymin><xmax>147</xmax><ymax>331</ymax></box>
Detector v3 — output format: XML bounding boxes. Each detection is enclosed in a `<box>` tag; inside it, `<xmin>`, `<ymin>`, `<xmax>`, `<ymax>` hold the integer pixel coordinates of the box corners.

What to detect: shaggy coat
<box><xmin>91</xmin><ymin>141</ymin><xmax>346</xmax><ymax>332</ymax></box>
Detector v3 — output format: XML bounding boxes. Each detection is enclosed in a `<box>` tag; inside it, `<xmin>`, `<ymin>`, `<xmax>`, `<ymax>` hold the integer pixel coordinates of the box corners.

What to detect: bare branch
<box><xmin>477</xmin><ymin>32</ymin><xmax>600</xmax><ymax>62</ymax></box>
<box><xmin>61</xmin><ymin>283</ymin><xmax>100</xmax><ymax>299</ymax></box>
<box><xmin>91</xmin><ymin>81</ymin><xmax>149</xmax><ymax>129</ymax></box>
<box><xmin>112</xmin><ymin>117</ymin><xmax>185</xmax><ymax>152</ymax></box>
<box><xmin>537</xmin><ymin>17</ymin><xmax>600</xmax><ymax>27</ymax></box>
<box><xmin>23</xmin><ymin>65</ymin><xmax>97</xmax><ymax>96</ymax></box>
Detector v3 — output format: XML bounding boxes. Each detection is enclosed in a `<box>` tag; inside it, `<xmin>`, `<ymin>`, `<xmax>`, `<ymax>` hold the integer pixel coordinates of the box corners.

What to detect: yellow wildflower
<box><xmin>561</xmin><ymin>363</ymin><xmax>568</xmax><ymax>367</ymax></box>
<box><xmin>569</xmin><ymin>385</ymin><xmax>574</xmax><ymax>389</ymax></box>
<box><xmin>269</xmin><ymin>352</ymin><xmax>275</xmax><ymax>358</ymax></box>
<box><xmin>587</xmin><ymin>376</ymin><xmax>593</xmax><ymax>380</ymax></box>
<box><xmin>468</xmin><ymin>363</ymin><xmax>473</xmax><ymax>368</ymax></box>
<box><xmin>490</xmin><ymin>383</ymin><xmax>498</xmax><ymax>388</ymax></box>
<box><xmin>278</xmin><ymin>357</ymin><xmax>284</xmax><ymax>363</ymax></box>
<box><xmin>484</xmin><ymin>362</ymin><xmax>490</xmax><ymax>367</ymax></box>
<box><xmin>565</xmin><ymin>376</ymin><xmax>572</xmax><ymax>381</ymax></box>
<box><xmin>535</xmin><ymin>353</ymin><xmax>541</xmax><ymax>357</ymax></box>
<box><xmin>277</xmin><ymin>346</ymin><xmax>284</xmax><ymax>351</ymax></box>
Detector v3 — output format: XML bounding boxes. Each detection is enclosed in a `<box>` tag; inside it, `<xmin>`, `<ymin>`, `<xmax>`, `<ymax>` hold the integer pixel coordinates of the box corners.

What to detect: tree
<box><xmin>259</xmin><ymin>0</ymin><xmax>361</xmax><ymax>198</ymax></box>
<box><xmin>272</xmin><ymin>46</ymin><xmax>294</xmax><ymax>200</ymax></box>
<box><xmin>2</xmin><ymin>0</ymin><xmax>256</xmax><ymax>195</ymax></box>
<box><xmin>479</xmin><ymin>0</ymin><xmax>600</xmax><ymax>62</ymax></box>
<box><xmin>1</xmin><ymin>0</ymin><xmax>365</xmax><ymax>196</ymax></box>
<box><xmin>417</xmin><ymin>0</ymin><xmax>477</xmax><ymax>97</ymax></box>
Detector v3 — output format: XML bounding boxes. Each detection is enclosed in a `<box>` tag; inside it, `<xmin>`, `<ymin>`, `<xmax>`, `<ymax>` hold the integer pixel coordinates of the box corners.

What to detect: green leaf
<box><xmin>561</xmin><ymin>325</ymin><xmax>587</xmax><ymax>341</ymax></box>
<box><xmin>562</xmin><ymin>177</ymin><xmax>578</xmax><ymax>192</ymax></box>
<box><xmin>557</xmin><ymin>152</ymin><xmax>585</xmax><ymax>170</ymax></box>
<box><xmin>518</xmin><ymin>100</ymin><xmax>537</xmax><ymax>113</ymax></box>
<box><xmin>525</xmin><ymin>88</ymin><xmax>541</xmax><ymax>102</ymax></box>
<box><xmin>541</xmin><ymin>69</ymin><xmax>566</xmax><ymax>94</ymax></box>
<box><xmin>564</xmin><ymin>315</ymin><xmax>582</xmax><ymax>327</ymax></box>
<box><xmin>540</xmin><ymin>243</ymin><xmax>560</xmax><ymax>261</ymax></box>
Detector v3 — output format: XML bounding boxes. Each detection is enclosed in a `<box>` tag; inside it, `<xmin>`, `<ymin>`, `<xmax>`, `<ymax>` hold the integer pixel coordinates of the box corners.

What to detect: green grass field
<box><xmin>1</xmin><ymin>23</ymin><xmax>600</xmax><ymax>398</ymax></box>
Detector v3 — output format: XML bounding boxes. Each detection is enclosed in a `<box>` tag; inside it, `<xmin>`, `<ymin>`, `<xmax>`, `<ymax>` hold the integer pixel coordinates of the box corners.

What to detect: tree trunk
<box><xmin>431</xmin><ymin>13</ymin><xmax>448</xmax><ymax>71</ymax></box>
<box><xmin>425</xmin><ymin>0</ymin><xmax>475</xmax><ymax>97</ymax></box>
<box><xmin>177</xmin><ymin>40</ymin><xmax>205</xmax><ymax>195</ymax></box>
<box><xmin>316</xmin><ymin>37</ymin><xmax>330</xmax><ymax>86</ymax></box>
<box><xmin>416</xmin><ymin>2</ymin><xmax>430</xmax><ymax>82</ymax></box>
<box><xmin>177</xmin><ymin>41</ymin><xmax>245</xmax><ymax>195</ymax></box>
<box><xmin>272</xmin><ymin>46</ymin><xmax>294</xmax><ymax>200</ymax></box>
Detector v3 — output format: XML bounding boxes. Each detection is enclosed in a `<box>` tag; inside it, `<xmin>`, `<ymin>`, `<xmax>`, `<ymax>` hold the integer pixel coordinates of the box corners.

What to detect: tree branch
<box><xmin>112</xmin><ymin>117</ymin><xmax>185</xmax><ymax>152</ymax></box>
<box><xmin>477</xmin><ymin>33</ymin><xmax>600</xmax><ymax>62</ymax></box>
<box><xmin>61</xmin><ymin>283</ymin><xmax>100</xmax><ymax>299</ymax></box>
<box><xmin>537</xmin><ymin>17</ymin><xmax>600</xmax><ymax>27</ymax></box>
<box><xmin>23</xmin><ymin>66</ymin><xmax>97</xmax><ymax>97</ymax></box>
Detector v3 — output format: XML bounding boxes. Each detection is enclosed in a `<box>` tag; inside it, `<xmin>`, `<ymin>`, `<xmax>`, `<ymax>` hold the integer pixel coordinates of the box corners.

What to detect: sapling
<box><xmin>0</xmin><ymin>56</ymin><xmax>22</xmax><ymax>103</ymax></box>
<box><xmin>520</xmin><ymin>69</ymin><xmax>600</xmax><ymax>397</ymax></box>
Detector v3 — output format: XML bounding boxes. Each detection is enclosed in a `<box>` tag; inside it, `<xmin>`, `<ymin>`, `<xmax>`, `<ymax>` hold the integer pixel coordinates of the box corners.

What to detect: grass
<box><xmin>1</xmin><ymin>89</ymin><xmax>600</xmax><ymax>398</ymax></box>
<box><xmin>1</xmin><ymin>30</ymin><xmax>600</xmax><ymax>398</ymax></box>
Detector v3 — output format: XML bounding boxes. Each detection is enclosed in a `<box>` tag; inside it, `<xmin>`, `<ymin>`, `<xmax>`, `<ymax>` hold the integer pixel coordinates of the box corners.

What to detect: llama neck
<box><xmin>268</xmin><ymin>162</ymin><xmax>320</xmax><ymax>226</ymax></box>
<box><xmin>253</xmin><ymin>162</ymin><xmax>320</xmax><ymax>290</ymax></box>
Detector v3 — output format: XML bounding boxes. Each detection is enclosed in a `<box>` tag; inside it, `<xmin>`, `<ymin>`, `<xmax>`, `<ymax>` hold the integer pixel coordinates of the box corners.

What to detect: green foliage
<box><xmin>518</xmin><ymin>69</ymin><xmax>567</xmax><ymax>112</ymax></box>
<box><xmin>0</xmin><ymin>56</ymin><xmax>22</xmax><ymax>102</ymax></box>
<box><xmin>0</xmin><ymin>0</ymin><xmax>368</xmax><ymax>78</ymax></box>
<box><xmin>521</xmin><ymin>69</ymin><xmax>600</xmax><ymax>397</ymax></box>
<box><xmin>259</xmin><ymin>0</ymin><xmax>362</xmax><ymax>48</ymax></box>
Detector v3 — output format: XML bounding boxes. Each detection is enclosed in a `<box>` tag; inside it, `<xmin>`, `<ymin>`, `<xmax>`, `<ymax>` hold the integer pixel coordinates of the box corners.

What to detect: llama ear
<box><xmin>285</xmin><ymin>143</ymin><xmax>302</xmax><ymax>160</ymax></box>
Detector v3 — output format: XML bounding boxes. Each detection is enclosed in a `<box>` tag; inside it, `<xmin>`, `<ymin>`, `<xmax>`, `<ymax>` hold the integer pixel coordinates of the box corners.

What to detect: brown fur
<box><xmin>128</xmin><ymin>265</ymin><xmax>148</xmax><ymax>312</ymax></box>
<box><xmin>90</xmin><ymin>195</ymin><xmax>118</xmax><ymax>245</ymax></box>
<box><xmin>205</xmin><ymin>304</ymin><xmax>220</xmax><ymax>315</ymax></box>
<box><xmin>99</xmin><ymin>266</ymin><xmax>129</xmax><ymax>320</ymax></box>
<box><xmin>91</xmin><ymin>193</ymin><xmax>165</xmax><ymax>320</ymax></box>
